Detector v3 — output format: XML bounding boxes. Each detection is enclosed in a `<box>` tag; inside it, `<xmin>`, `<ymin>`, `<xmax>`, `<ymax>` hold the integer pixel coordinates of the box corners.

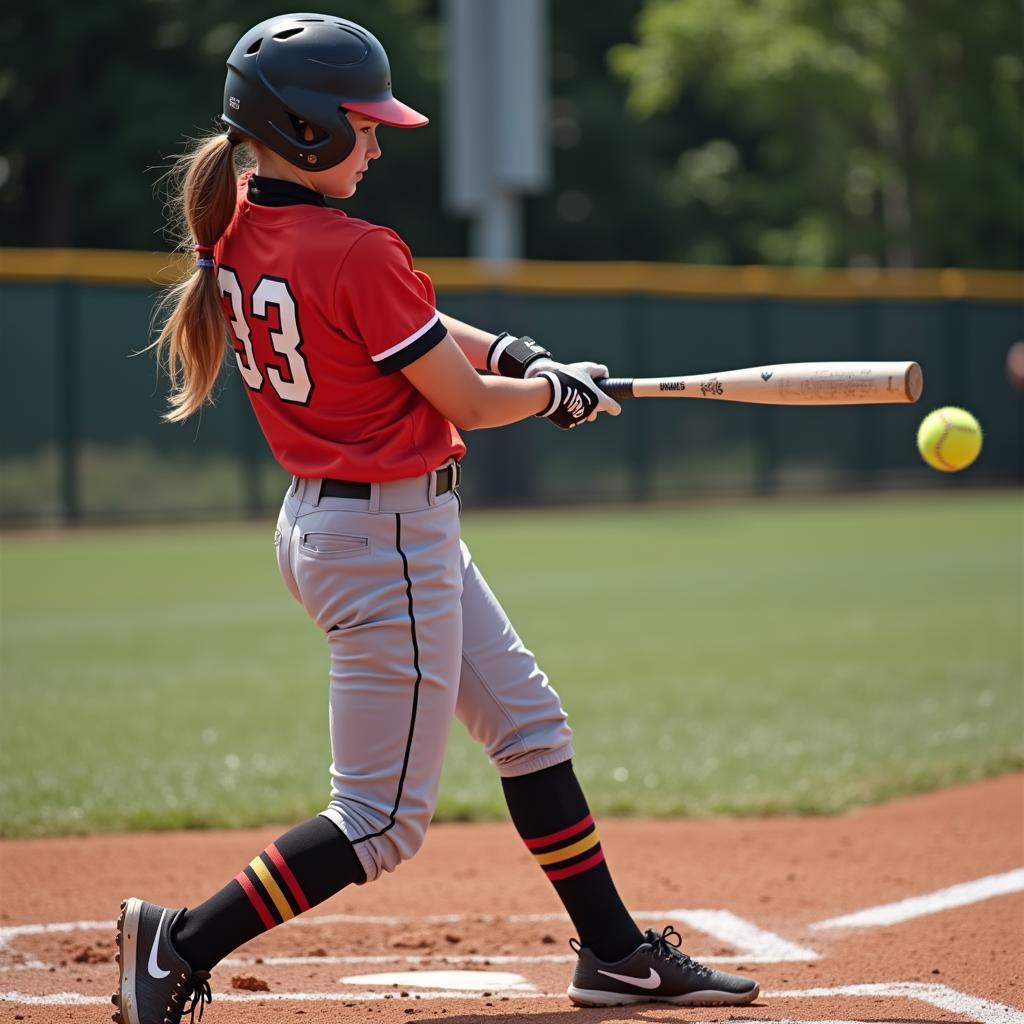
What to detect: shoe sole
<box><xmin>111</xmin><ymin>897</ymin><xmax>144</xmax><ymax>1024</ymax></box>
<box><xmin>567</xmin><ymin>982</ymin><xmax>759</xmax><ymax>1007</ymax></box>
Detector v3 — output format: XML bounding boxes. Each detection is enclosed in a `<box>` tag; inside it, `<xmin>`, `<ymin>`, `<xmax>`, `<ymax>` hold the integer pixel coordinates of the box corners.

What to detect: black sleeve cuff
<box><xmin>374</xmin><ymin>317</ymin><xmax>448</xmax><ymax>375</ymax></box>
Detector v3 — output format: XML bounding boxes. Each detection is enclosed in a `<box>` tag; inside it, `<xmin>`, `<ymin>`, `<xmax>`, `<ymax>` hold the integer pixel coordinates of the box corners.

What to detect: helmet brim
<box><xmin>343</xmin><ymin>96</ymin><xmax>429</xmax><ymax>128</ymax></box>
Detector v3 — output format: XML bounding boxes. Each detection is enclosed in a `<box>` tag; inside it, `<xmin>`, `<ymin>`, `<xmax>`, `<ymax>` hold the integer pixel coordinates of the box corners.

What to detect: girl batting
<box><xmin>113</xmin><ymin>13</ymin><xmax>758</xmax><ymax>1022</ymax></box>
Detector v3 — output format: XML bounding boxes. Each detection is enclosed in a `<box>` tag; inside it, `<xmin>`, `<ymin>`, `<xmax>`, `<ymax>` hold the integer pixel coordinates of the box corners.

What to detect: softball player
<box><xmin>112</xmin><ymin>14</ymin><xmax>758</xmax><ymax>1023</ymax></box>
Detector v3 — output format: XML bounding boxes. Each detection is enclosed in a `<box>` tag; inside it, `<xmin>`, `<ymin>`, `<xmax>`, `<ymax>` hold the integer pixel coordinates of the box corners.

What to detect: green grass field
<box><xmin>1</xmin><ymin>491</ymin><xmax>1021</xmax><ymax>837</ymax></box>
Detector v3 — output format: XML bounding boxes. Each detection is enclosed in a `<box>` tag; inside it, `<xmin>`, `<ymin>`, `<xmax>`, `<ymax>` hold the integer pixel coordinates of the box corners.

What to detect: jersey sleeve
<box><xmin>337</xmin><ymin>228</ymin><xmax>447</xmax><ymax>374</ymax></box>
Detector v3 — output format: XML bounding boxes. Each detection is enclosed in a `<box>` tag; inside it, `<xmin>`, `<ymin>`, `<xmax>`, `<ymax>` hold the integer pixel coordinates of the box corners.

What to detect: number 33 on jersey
<box><xmin>220</xmin><ymin>269</ymin><xmax>312</xmax><ymax>403</ymax></box>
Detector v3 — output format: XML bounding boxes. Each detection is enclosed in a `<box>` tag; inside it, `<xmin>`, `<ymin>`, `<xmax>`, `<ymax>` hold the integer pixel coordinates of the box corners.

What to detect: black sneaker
<box><xmin>567</xmin><ymin>925</ymin><xmax>759</xmax><ymax>1007</ymax></box>
<box><xmin>111</xmin><ymin>898</ymin><xmax>212</xmax><ymax>1024</ymax></box>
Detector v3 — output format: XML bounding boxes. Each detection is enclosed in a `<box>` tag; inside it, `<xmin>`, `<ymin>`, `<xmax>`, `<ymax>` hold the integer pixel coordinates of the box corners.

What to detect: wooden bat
<box><xmin>595</xmin><ymin>361</ymin><xmax>923</xmax><ymax>405</ymax></box>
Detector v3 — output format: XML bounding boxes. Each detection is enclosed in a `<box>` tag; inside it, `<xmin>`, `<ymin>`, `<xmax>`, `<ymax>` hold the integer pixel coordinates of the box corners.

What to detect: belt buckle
<box><xmin>435</xmin><ymin>461</ymin><xmax>460</xmax><ymax>498</ymax></box>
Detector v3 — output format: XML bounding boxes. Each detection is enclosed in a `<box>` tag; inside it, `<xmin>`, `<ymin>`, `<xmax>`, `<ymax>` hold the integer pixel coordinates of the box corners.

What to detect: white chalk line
<box><xmin>0</xmin><ymin>920</ymin><xmax>113</xmax><ymax>943</ymax></box>
<box><xmin>509</xmin><ymin>909</ymin><xmax>817</xmax><ymax>962</ymax></box>
<box><xmin>661</xmin><ymin>909</ymin><xmax>818</xmax><ymax>962</ymax></box>
<box><xmin>339</xmin><ymin>969</ymin><xmax>533</xmax><ymax>992</ymax></box>
<box><xmin>0</xmin><ymin>989</ymin><xmax>557</xmax><ymax>1005</ymax></box>
<box><xmin>769</xmin><ymin>983</ymin><xmax>1024</xmax><ymax>1024</ymax></box>
<box><xmin>0</xmin><ymin>907</ymin><xmax>817</xmax><ymax>966</ymax></box>
<box><xmin>224</xmin><ymin>953</ymin><xmax>574</xmax><ymax>966</ymax></box>
<box><xmin>3</xmin><ymin>869</ymin><xmax>1017</xmax><ymax>960</ymax></box>
<box><xmin>295</xmin><ymin>912</ymin><xmax>467</xmax><ymax>926</ymax></box>
<box><xmin>812</xmin><ymin>868</ymin><xmax>1024</xmax><ymax>930</ymax></box>
<box><xmin>4</xmin><ymin>981</ymin><xmax>1023</xmax><ymax>1020</ymax></box>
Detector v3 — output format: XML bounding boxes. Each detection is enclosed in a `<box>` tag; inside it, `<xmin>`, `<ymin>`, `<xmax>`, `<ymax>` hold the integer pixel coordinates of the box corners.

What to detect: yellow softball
<box><xmin>916</xmin><ymin>407</ymin><xmax>983</xmax><ymax>472</ymax></box>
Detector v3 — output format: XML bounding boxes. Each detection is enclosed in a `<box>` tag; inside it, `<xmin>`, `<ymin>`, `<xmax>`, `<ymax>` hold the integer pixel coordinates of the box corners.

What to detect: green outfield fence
<box><xmin>1</xmin><ymin>249</ymin><xmax>1021</xmax><ymax>522</ymax></box>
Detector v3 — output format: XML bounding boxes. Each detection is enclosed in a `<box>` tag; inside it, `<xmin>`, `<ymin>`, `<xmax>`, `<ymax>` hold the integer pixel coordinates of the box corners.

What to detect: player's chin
<box><xmin>324</xmin><ymin>180</ymin><xmax>359</xmax><ymax>200</ymax></box>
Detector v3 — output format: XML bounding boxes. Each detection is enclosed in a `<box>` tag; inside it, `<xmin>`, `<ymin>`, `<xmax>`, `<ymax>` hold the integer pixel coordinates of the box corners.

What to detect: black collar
<box><xmin>247</xmin><ymin>174</ymin><xmax>328</xmax><ymax>208</ymax></box>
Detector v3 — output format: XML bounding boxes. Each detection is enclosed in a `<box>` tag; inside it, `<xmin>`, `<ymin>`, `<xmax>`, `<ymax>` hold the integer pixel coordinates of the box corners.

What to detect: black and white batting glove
<box><xmin>486</xmin><ymin>333</ymin><xmax>621</xmax><ymax>426</ymax></box>
<box><xmin>527</xmin><ymin>359</ymin><xmax>621</xmax><ymax>423</ymax></box>
<box><xmin>524</xmin><ymin>360</ymin><xmax>618</xmax><ymax>419</ymax></box>
<box><xmin>536</xmin><ymin>365</ymin><xmax>621</xmax><ymax>429</ymax></box>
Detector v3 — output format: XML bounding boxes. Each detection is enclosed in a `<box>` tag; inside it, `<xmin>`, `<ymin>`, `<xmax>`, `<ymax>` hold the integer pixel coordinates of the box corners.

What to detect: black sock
<box><xmin>502</xmin><ymin>761</ymin><xmax>643</xmax><ymax>962</ymax></box>
<box><xmin>172</xmin><ymin>814</ymin><xmax>365</xmax><ymax>970</ymax></box>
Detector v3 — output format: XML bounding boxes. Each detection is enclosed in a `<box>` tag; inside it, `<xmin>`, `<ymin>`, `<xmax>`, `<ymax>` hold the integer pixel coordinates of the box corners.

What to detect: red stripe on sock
<box><xmin>267</xmin><ymin>843</ymin><xmax>311</xmax><ymax>913</ymax></box>
<box><xmin>522</xmin><ymin>813</ymin><xmax>594</xmax><ymax>851</ymax></box>
<box><xmin>235</xmin><ymin>871</ymin><xmax>276</xmax><ymax>930</ymax></box>
<box><xmin>544</xmin><ymin>848</ymin><xmax>606</xmax><ymax>881</ymax></box>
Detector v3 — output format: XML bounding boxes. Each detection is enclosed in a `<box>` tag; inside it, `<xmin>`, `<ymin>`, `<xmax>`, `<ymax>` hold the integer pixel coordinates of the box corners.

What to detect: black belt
<box><xmin>320</xmin><ymin>462</ymin><xmax>461</xmax><ymax>500</ymax></box>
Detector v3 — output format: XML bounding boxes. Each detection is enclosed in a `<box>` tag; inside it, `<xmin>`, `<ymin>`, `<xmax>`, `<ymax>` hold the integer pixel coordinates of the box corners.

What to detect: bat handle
<box><xmin>594</xmin><ymin>377</ymin><xmax>635</xmax><ymax>400</ymax></box>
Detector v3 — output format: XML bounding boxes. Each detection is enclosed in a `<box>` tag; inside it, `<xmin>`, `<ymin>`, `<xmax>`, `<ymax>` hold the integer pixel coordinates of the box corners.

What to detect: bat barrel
<box><xmin>597</xmin><ymin>363</ymin><xmax>921</xmax><ymax>405</ymax></box>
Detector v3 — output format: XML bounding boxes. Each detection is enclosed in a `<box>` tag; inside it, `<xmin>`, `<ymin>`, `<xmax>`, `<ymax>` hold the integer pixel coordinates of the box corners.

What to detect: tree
<box><xmin>610</xmin><ymin>0</ymin><xmax>1024</xmax><ymax>268</ymax></box>
<box><xmin>0</xmin><ymin>0</ymin><xmax>456</xmax><ymax>254</ymax></box>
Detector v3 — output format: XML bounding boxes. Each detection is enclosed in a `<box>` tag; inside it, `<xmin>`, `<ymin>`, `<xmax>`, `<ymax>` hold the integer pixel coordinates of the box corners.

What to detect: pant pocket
<box><xmin>299</xmin><ymin>532</ymin><xmax>371</xmax><ymax>559</ymax></box>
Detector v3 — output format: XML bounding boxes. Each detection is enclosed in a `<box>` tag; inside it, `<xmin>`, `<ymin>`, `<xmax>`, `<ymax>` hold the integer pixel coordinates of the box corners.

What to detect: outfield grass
<box><xmin>1</xmin><ymin>491</ymin><xmax>1021</xmax><ymax>836</ymax></box>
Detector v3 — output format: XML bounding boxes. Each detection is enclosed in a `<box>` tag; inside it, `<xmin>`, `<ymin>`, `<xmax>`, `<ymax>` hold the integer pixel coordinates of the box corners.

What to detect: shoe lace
<box><xmin>166</xmin><ymin>969</ymin><xmax>212</xmax><ymax>1023</ymax></box>
<box><xmin>649</xmin><ymin>926</ymin><xmax>713</xmax><ymax>977</ymax></box>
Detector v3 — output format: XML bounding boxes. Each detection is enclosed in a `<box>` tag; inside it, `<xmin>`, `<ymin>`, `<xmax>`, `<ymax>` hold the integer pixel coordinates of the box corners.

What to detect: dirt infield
<box><xmin>2</xmin><ymin>773</ymin><xmax>1022</xmax><ymax>1023</ymax></box>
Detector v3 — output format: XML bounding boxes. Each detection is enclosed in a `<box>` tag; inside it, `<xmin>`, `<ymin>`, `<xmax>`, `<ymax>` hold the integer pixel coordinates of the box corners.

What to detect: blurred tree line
<box><xmin>2</xmin><ymin>0</ymin><xmax>1021</xmax><ymax>268</ymax></box>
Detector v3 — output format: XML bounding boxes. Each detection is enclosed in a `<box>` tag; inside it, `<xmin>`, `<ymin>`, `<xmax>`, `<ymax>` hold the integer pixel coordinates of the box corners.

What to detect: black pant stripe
<box><xmin>353</xmin><ymin>512</ymin><xmax>422</xmax><ymax>846</ymax></box>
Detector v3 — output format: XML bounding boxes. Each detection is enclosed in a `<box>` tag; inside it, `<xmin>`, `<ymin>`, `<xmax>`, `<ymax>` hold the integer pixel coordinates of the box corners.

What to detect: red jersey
<box><xmin>213</xmin><ymin>171</ymin><xmax>465</xmax><ymax>481</ymax></box>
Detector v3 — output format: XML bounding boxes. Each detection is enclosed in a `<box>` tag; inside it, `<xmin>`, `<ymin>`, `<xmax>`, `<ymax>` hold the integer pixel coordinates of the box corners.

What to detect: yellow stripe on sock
<box><xmin>250</xmin><ymin>856</ymin><xmax>294</xmax><ymax>922</ymax></box>
<box><xmin>532</xmin><ymin>829</ymin><xmax>600</xmax><ymax>866</ymax></box>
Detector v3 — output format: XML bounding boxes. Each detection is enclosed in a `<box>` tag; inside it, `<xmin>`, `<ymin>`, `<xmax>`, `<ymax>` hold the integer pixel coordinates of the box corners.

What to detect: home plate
<box><xmin>339</xmin><ymin>970</ymin><xmax>534</xmax><ymax>992</ymax></box>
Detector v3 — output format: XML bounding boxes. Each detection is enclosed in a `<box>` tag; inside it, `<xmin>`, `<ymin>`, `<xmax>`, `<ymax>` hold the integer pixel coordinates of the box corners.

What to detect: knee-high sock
<box><xmin>502</xmin><ymin>760</ymin><xmax>643</xmax><ymax>962</ymax></box>
<box><xmin>172</xmin><ymin>814</ymin><xmax>365</xmax><ymax>971</ymax></box>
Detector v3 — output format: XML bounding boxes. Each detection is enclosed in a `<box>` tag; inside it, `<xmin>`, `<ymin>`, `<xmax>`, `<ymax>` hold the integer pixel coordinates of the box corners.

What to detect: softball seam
<box><xmin>932</xmin><ymin>410</ymin><xmax>979</xmax><ymax>471</ymax></box>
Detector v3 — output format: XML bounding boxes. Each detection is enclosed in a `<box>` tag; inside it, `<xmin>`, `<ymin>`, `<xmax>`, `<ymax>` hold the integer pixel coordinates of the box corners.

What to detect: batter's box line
<box><xmin>763</xmin><ymin>982</ymin><xmax>1024</xmax><ymax>1024</ymax></box>
<box><xmin>811</xmin><ymin>868</ymin><xmax>1024</xmax><ymax>930</ymax></box>
<box><xmin>3</xmin><ymin>981</ymin><xmax>1023</xmax><ymax>1021</ymax></box>
<box><xmin>221</xmin><ymin>953</ymin><xmax>577</xmax><ymax>966</ymax></box>
<box><xmin>0</xmin><ymin>908</ymin><xmax>819</xmax><ymax>967</ymax></box>
<box><xmin>509</xmin><ymin>908</ymin><xmax>818</xmax><ymax>963</ymax></box>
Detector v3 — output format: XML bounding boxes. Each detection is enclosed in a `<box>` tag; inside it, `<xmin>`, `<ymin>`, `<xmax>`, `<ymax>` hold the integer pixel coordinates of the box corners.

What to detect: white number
<box><xmin>218</xmin><ymin>268</ymin><xmax>313</xmax><ymax>404</ymax></box>
<box><xmin>219</xmin><ymin>267</ymin><xmax>263</xmax><ymax>391</ymax></box>
<box><xmin>252</xmin><ymin>278</ymin><xmax>312</xmax><ymax>404</ymax></box>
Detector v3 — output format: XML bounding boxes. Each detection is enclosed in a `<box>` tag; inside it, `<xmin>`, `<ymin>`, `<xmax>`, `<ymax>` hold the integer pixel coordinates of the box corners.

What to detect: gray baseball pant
<box><xmin>275</xmin><ymin>466</ymin><xmax>574</xmax><ymax>883</ymax></box>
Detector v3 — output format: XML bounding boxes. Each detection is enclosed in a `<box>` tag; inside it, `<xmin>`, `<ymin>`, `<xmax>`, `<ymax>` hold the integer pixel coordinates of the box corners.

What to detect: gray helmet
<box><xmin>222</xmin><ymin>12</ymin><xmax>428</xmax><ymax>170</ymax></box>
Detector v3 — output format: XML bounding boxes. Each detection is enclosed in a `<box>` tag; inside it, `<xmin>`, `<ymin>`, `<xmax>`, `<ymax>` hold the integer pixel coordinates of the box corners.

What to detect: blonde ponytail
<box><xmin>153</xmin><ymin>132</ymin><xmax>249</xmax><ymax>421</ymax></box>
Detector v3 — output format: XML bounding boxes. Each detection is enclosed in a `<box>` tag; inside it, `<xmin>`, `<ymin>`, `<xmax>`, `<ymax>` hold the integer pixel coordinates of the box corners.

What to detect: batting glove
<box><xmin>536</xmin><ymin>365</ymin><xmax>621</xmax><ymax>429</ymax></box>
<box><xmin>529</xmin><ymin>359</ymin><xmax>621</xmax><ymax>424</ymax></box>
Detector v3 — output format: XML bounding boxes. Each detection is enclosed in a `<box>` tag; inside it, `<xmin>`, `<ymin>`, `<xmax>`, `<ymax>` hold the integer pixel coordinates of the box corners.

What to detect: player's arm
<box><xmin>437</xmin><ymin>313</ymin><xmax>495</xmax><ymax>371</ymax></box>
<box><xmin>346</xmin><ymin>232</ymin><xmax>615</xmax><ymax>427</ymax></box>
<box><xmin>439</xmin><ymin>314</ymin><xmax>562</xmax><ymax>380</ymax></box>
<box><xmin>438</xmin><ymin>315</ymin><xmax>620</xmax><ymax>424</ymax></box>
<box><xmin>401</xmin><ymin>333</ymin><xmax>549</xmax><ymax>429</ymax></box>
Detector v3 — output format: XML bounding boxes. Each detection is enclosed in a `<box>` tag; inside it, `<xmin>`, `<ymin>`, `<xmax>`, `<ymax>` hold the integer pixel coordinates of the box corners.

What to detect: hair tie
<box><xmin>194</xmin><ymin>243</ymin><xmax>215</xmax><ymax>269</ymax></box>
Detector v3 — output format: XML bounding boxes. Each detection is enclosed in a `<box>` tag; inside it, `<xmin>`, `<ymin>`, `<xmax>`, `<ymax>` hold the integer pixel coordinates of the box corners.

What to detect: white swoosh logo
<box><xmin>597</xmin><ymin>967</ymin><xmax>661</xmax><ymax>990</ymax></box>
<box><xmin>147</xmin><ymin>909</ymin><xmax>170</xmax><ymax>979</ymax></box>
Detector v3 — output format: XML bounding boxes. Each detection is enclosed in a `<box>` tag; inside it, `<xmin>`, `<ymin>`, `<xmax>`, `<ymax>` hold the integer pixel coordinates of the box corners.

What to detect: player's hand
<box><xmin>528</xmin><ymin>359</ymin><xmax>621</xmax><ymax>424</ymax></box>
<box><xmin>536</xmin><ymin>365</ymin><xmax>621</xmax><ymax>429</ymax></box>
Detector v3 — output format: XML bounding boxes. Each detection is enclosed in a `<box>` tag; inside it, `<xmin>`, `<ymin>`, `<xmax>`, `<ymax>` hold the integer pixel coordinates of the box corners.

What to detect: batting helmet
<box><xmin>222</xmin><ymin>13</ymin><xmax>428</xmax><ymax>170</ymax></box>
